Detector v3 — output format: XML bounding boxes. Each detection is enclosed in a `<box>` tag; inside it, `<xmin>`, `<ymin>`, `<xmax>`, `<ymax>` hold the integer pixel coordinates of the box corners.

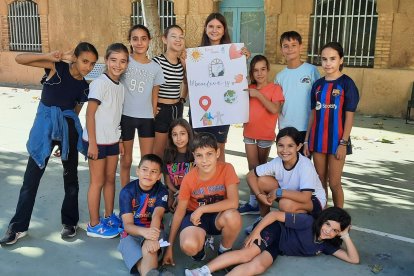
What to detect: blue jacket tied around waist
<box><xmin>26</xmin><ymin>102</ymin><xmax>83</xmax><ymax>169</ymax></box>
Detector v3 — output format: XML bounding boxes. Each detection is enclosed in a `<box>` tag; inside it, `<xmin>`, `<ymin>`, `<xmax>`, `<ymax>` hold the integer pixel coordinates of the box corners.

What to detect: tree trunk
<box><xmin>141</xmin><ymin>0</ymin><xmax>163</xmax><ymax>58</ymax></box>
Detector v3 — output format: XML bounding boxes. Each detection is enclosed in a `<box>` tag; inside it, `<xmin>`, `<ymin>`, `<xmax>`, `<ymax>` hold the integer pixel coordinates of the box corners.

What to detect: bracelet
<box><xmin>180</xmin><ymin>97</ymin><xmax>186</xmax><ymax>103</ymax></box>
<box><xmin>340</xmin><ymin>233</ymin><xmax>350</xmax><ymax>240</ymax></box>
<box><xmin>255</xmin><ymin>192</ymin><xmax>262</xmax><ymax>197</ymax></box>
<box><xmin>303</xmin><ymin>141</ymin><xmax>308</xmax><ymax>144</ymax></box>
<box><xmin>339</xmin><ymin>139</ymin><xmax>349</xmax><ymax>146</ymax></box>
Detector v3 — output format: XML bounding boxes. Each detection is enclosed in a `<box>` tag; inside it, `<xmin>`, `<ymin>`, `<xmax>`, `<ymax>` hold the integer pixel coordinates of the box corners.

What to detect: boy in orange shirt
<box><xmin>162</xmin><ymin>132</ymin><xmax>242</xmax><ymax>265</ymax></box>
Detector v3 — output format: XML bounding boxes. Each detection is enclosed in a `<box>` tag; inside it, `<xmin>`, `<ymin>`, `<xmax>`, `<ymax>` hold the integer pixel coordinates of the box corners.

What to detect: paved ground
<box><xmin>0</xmin><ymin>86</ymin><xmax>413</xmax><ymax>275</ymax></box>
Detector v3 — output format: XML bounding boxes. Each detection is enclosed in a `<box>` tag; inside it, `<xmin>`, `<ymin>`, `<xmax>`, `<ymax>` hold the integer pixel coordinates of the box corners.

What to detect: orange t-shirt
<box><xmin>243</xmin><ymin>83</ymin><xmax>284</xmax><ymax>141</ymax></box>
<box><xmin>178</xmin><ymin>162</ymin><xmax>239</xmax><ymax>212</ymax></box>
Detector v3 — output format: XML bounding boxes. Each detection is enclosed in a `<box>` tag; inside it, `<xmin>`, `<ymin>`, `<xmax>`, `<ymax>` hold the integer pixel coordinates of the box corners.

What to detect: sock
<box><xmin>218</xmin><ymin>243</ymin><xmax>231</xmax><ymax>253</ymax></box>
<box><xmin>199</xmin><ymin>265</ymin><xmax>211</xmax><ymax>274</ymax></box>
<box><xmin>249</xmin><ymin>194</ymin><xmax>258</xmax><ymax>207</ymax></box>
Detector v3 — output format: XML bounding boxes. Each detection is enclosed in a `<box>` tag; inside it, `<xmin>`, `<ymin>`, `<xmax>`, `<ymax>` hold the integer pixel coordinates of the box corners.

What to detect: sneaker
<box><xmin>87</xmin><ymin>222</ymin><xmax>119</xmax><ymax>238</ymax></box>
<box><xmin>0</xmin><ymin>229</ymin><xmax>27</xmax><ymax>246</ymax></box>
<box><xmin>185</xmin><ymin>266</ymin><xmax>212</xmax><ymax>276</ymax></box>
<box><xmin>238</xmin><ymin>203</ymin><xmax>260</xmax><ymax>215</ymax></box>
<box><xmin>146</xmin><ymin>269</ymin><xmax>160</xmax><ymax>276</ymax></box>
<box><xmin>244</xmin><ymin>216</ymin><xmax>263</xmax><ymax>235</ymax></box>
<box><xmin>61</xmin><ymin>225</ymin><xmax>77</xmax><ymax>239</ymax></box>
<box><xmin>101</xmin><ymin>213</ymin><xmax>121</xmax><ymax>228</ymax></box>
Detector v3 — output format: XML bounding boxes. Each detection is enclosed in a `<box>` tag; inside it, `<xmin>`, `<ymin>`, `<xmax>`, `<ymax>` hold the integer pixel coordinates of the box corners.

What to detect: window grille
<box><xmin>308</xmin><ymin>0</ymin><xmax>378</xmax><ymax>68</ymax></box>
<box><xmin>131</xmin><ymin>0</ymin><xmax>176</xmax><ymax>32</ymax></box>
<box><xmin>8</xmin><ymin>0</ymin><xmax>41</xmax><ymax>52</ymax></box>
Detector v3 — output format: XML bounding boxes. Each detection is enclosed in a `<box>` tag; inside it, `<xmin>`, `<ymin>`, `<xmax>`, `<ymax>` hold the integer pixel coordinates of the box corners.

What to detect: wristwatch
<box><xmin>339</xmin><ymin>139</ymin><xmax>349</xmax><ymax>146</ymax></box>
<box><xmin>276</xmin><ymin>188</ymin><xmax>283</xmax><ymax>199</ymax></box>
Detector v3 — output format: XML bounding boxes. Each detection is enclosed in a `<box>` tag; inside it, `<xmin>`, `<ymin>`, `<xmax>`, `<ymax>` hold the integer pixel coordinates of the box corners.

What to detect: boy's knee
<box><xmin>180</xmin><ymin>238</ymin><xmax>201</xmax><ymax>256</ymax></box>
<box><xmin>258</xmin><ymin>176</ymin><xmax>278</xmax><ymax>191</ymax></box>
<box><xmin>221</xmin><ymin>209</ymin><xmax>242</xmax><ymax>226</ymax></box>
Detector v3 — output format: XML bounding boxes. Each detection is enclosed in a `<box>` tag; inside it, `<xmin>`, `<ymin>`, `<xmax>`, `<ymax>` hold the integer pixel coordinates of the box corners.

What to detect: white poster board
<box><xmin>186</xmin><ymin>43</ymin><xmax>249</xmax><ymax>128</ymax></box>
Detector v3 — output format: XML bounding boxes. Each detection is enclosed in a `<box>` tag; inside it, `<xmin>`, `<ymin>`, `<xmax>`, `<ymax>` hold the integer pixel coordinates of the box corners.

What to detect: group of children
<box><xmin>0</xmin><ymin>11</ymin><xmax>360</xmax><ymax>276</ymax></box>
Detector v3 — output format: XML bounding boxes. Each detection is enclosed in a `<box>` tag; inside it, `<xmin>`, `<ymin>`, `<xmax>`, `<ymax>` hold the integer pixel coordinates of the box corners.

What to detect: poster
<box><xmin>186</xmin><ymin>43</ymin><xmax>249</xmax><ymax>128</ymax></box>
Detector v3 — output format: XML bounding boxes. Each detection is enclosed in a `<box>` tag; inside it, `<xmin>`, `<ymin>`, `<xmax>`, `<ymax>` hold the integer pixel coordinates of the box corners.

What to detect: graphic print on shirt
<box><xmin>192</xmin><ymin>184</ymin><xmax>225</xmax><ymax>206</ymax></box>
<box><xmin>132</xmin><ymin>194</ymin><xmax>152</xmax><ymax>227</ymax></box>
<box><xmin>123</xmin><ymin>67</ymin><xmax>156</xmax><ymax>93</ymax></box>
<box><xmin>166</xmin><ymin>161</ymin><xmax>194</xmax><ymax>189</ymax></box>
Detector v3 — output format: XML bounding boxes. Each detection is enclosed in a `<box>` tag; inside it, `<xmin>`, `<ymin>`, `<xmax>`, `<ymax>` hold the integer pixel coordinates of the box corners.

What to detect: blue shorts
<box><xmin>121</xmin><ymin>115</ymin><xmax>155</xmax><ymax>140</ymax></box>
<box><xmin>82</xmin><ymin>140</ymin><xmax>119</xmax><ymax>159</ymax></box>
<box><xmin>253</xmin><ymin>221</ymin><xmax>282</xmax><ymax>261</ymax></box>
<box><xmin>180</xmin><ymin>212</ymin><xmax>221</xmax><ymax>235</ymax></box>
<box><xmin>243</xmin><ymin>137</ymin><xmax>274</xmax><ymax>148</ymax></box>
<box><xmin>194</xmin><ymin>125</ymin><xmax>230</xmax><ymax>144</ymax></box>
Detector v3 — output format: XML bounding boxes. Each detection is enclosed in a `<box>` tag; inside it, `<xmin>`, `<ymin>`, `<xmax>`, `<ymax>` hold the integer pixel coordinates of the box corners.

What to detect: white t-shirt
<box><xmin>82</xmin><ymin>74</ymin><xmax>124</xmax><ymax>145</ymax></box>
<box><xmin>275</xmin><ymin>62</ymin><xmax>320</xmax><ymax>131</ymax></box>
<box><xmin>255</xmin><ymin>153</ymin><xmax>326</xmax><ymax>207</ymax></box>
<box><xmin>121</xmin><ymin>57</ymin><xmax>165</xmax><ymax>118</ymax></box>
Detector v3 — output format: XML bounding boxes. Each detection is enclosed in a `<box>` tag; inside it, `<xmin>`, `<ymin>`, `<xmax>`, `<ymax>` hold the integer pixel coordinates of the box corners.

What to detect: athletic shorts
<box><xmin>120</xmin><ymin>115</ymin><xmax>155</xmax><ymax>140</ymax></box>
<box><xmin>154</xmin><ymin>102</ymin><xmax>184</xmax><ymax>133</ymax></box>
<box><xmin>243</xmin><ymin>137</ymin><xmax>274</xmax><ymax>148</ymax></box>
<box><xmin>180</xmin><ymin>212</ymin><xmax>221</xmax><ymax>235</ymax></box>
<box><xmin>253</xmin><ymin>220</ymin><xmax>282</xmax><ymax>261</ymax></box>
<box><xmin>194</xmin><ymin>125</ymin><xmax>230</xmax><ymax>144</ymax></box>
<box><xmin>117</xmin><ymin>231</ymin><xmax>166</xmax><ymax>274</ymax></box>
<box><xmin>82</xmin><ymin>140</ymin><xmax>119</xmax><ymax>159</ymax></box>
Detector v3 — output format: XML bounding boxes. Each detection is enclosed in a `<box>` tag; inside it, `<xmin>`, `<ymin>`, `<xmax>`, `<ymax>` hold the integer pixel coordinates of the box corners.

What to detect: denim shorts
<box><xmin>180</xmin><ymin>212</ymin><xmax>221</xmax><ymax>235</ymax></box>
<box><xmin>82</xmin><ymin>140</ymin><xmax>119</xmax><ymax>159</ymax></box>
<box><xmin>243</xmin><ymin>137</ymin><xmax>274</xmax><ymax>148</ymax></box>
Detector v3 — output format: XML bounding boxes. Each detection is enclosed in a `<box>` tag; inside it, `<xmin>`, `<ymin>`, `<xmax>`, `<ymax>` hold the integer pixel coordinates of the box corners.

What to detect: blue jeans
<box><xmin>8</xmin><ymin>118</ymin><xmax>80</xmax><ymax>232</ymax></box>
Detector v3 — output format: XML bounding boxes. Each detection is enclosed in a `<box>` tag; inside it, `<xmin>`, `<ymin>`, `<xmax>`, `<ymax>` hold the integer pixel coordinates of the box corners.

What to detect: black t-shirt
<box><xmin>40</xmin><ymin>61</ymin><xmax>89</xmax><ymax>110</ymax></box>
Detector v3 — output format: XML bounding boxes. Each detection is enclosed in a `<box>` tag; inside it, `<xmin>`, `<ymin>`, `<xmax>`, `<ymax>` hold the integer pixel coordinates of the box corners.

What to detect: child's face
<box><xmin>130</xmin><ymin>28</ymin><xmax>150</xmax><ymax>55</ymax></box>
<box><xmin>319</xmin><ymin>220</ymin><xmax>341</xmax><ymax>240</ymax></box>
<box><xmin>136</xmin><ymin>161</ymin><xmax>162</xmax><ymax>189</ymax></box>
<box><xmin>172</xmin><ymin>125</ymin><xmax>189</xmax><ymax>152</ymax></box>
<box><xmin>73</xmin><ymin>51</ymin><xmax>97</xmax><ymax>77</ymax></box>
<box><xmin>321</xmin><ymin>47</ymin><xmax>343</xmax><ymax>76</ymax></box>
<box><xmin>193</xmin><ymin>146</ymin><xmax>220</xmax><ymax>175</ymax></box>
<box><xmin>252</xmin><ymin>60</ymin><xmax>269</xmax><ymax>85</ymax></box>
<box><xmin>280</xmin><ymin>38</ymin><xmax>302</xmax><ymax>62</ymax></box>
<box><xmin>206</xmin><ymin>18</ymin><xmax>225</xmax><ymax>45</ymax></box>
<box><xmin>105</xmin><ymin>51</ymin><xmax>128</xmax><ymax>81</ymax></box>
<box><xmin>164</xmin><ymin>28</ymin><xmax>185</xmax><ymax>52</ymax></box>
<box><xmin>276</xmin><ymin>136</ymin><xmax>301</xmax><ymax>166</ymax></box>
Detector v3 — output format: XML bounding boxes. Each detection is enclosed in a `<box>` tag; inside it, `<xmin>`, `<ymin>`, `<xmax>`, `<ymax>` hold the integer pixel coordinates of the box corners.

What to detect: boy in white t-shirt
<box><xmin>245</xmin><ymin>127</ymin><xmax>326</xmax><ymax>233</ymax></box>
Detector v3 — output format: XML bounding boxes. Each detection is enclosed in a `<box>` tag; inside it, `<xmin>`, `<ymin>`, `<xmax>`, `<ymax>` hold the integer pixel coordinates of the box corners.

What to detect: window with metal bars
<box><xmin>8</xmin><ymin>0</ymin><xmax>41</xmax><ymax>52</ymax></box>
<box><xmin>308</xmin><ymin>0</ymin><xmax>378</xmax><ymax>68</ymax></box>
<box><xmin>131</xmin><ymin>0</ymin><xmax>176</xmax><ymax>32</ymax></box>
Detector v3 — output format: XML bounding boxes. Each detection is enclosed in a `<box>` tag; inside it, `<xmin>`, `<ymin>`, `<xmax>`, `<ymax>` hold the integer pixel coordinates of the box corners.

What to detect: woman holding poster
<box><xmin>192</xmin><ymin>12</ymin><xmax>251</xmax><ymax>162</ymax></box>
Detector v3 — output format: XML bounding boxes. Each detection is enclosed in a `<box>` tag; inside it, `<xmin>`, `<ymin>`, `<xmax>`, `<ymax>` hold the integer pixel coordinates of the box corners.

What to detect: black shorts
<box><xmin>180</xmin><ymin>212</ymin><xmax>221</xmax><ymax>235</ymax></box>
<box><xmin>82</xmin><ymin>140</ymin><xmax>119</xmax><ymax>159</ymax></box>
<box><xmin>154</xmin><ymin>102</ymin><xmax>184</xmax><ymax>133</ymax></box>
<box><xmin>194</xmin><ymin>125</ymin><xmax>230</xmax><ymax>144</ymax></box>
<box><xmin>120</xmin><ymin>115</ymin><xmax>155</xmax><ymax>140</ymax></box>
<box><xmin>253</xmin><ymin>221</ymin><xmax>282</xmax><ymax>261</ymax></box>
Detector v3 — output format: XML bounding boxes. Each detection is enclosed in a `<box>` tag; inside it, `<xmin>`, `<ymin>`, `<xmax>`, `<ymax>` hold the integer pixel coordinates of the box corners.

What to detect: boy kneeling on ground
<box><xmin>163</xmin><ymin>132</ymin><xmax>242</xmax><ymax>265</ymax></box>
<box><xmin>118</xmin><ymin>154</ymin><xmax>168</xmax><ymax>275</ymax></box>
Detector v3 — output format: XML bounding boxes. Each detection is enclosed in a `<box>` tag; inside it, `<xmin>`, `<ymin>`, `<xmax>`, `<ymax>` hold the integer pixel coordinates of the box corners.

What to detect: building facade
<box><xmin>0</xmin><ymin>0</ymin><xmax>413</xmax><ymax>117</ymax></box>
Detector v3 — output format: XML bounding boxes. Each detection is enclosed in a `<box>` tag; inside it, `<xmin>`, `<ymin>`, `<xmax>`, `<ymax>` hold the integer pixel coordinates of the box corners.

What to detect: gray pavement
<box><xmin>0</xmin><ymin>86</ymin><xmax>413</xmax><ymax>275</ymax></box>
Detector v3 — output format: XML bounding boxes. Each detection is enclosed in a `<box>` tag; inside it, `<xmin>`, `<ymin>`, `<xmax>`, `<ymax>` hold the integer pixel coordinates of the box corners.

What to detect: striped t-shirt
<box><xmin>153</xmin><ymin>54</ymin><xmax>184</xmax><ymax>100</ymax></box>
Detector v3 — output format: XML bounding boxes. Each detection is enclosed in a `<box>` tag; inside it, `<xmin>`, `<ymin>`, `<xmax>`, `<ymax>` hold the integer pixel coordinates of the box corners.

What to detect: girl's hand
<box><xmin>190</xmin><ymin>207</ymin><xmax>203</xmax><ymax>226</ymax></box>
<box><xmin>53</xmin><ymin>146</ymin><xmax>61</xmax><ymax>157</ymax></box>
<box><xmin>49</xmin><ymin>51</ymin><xmax>63</xmax><ymax>62</ymax></box>
<box><xmin>241</xmin><ymin>47</ymin><xmax>251</xmax><ymax>59</ymax></box>
<box><xmin>303</xmin><ymin>143</ymin><xmax>310</xmax><ymax>157</ymax></box>
<box><xmin>244</xmin><ymin>88</ymin><xmax>260</xmax><ymax>98</ymax></box>
<box><xmin>256</xmin><ymin>193</ymin><xmax>272</xmax><ymax>206</ymax></box>
<box><xmin>340</xmin><ymin>225</ymin><xmax>351</xmax><ymax>237</ymax></box>
<box><xmin>142</xmin><ymin>227</ymin><xmax>160</xmax><ymax>241</ymax></box>
<box><xmin>162</xmin><ymin>246</ymin><xmax>175</xmax><ymax>266</ymax></box>
<box><xmin>87</xmin><ymin>143</ymin><xmax>99</xmax><ymax>160</ymax></box>
<box><xmin>61</xmin><ymin>50</ymin><xmax>74</xmax><ymax>63</ymax></box>
<box><xmin>335</xmin><ymin>145</ymin><xmax>347</xmax><ymax>160</ymax></box>
<box><xmin>244</xmin><ymin>230</ymin><xmax>261</xmax><ymax>247</ymax></box>
<box><xmin>119</xmin><ymin>142</ymin><xmax>124</xmax><ymax>156</ymax></box>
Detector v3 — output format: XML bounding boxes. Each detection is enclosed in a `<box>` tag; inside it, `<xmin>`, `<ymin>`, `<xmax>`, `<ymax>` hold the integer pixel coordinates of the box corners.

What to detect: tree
<box><xmin>141</xmin><ymin>0</ymin><xmax>163</xmax><ymax>57</ymax></box>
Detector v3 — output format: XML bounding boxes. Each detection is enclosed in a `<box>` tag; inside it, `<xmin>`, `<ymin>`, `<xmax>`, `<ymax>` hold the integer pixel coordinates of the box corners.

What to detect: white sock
<box><xmin>199</xmin><ymin>265</ymin><xmax>211</xmax><ymax>274</ymax></box>
<box><xmin>219</xmin><ymin>243</ymin><xmax>231</xmax><ymax>253</ymax></box>
<box><xmin>249</xmin><ymin>194</ymin><xmax>258</xmax><ymax>207</ymax></box>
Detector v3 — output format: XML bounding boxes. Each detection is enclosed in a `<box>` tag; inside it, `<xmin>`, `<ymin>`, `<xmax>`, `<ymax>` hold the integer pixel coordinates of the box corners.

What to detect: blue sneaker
<box><xmin>238</xmin><ymin>203</ymin><xmax>259</xmax><ymax>215</ymax></box>
<box><xmin>87</xmin><ymin>222</ymin><xmax>119</xmax><ymax>238</ymax></box>
<box><xmin>102</xmin><ymin>213</ymin><xmax>121</xmax><ymax>228</ymax></box>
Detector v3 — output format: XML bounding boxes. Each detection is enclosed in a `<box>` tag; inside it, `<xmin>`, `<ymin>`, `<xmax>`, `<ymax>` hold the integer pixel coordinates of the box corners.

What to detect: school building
<box><xmin>0</xmin><ymin>0</ymin><xmax>413</xmax><ymax>118</ymax></box>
